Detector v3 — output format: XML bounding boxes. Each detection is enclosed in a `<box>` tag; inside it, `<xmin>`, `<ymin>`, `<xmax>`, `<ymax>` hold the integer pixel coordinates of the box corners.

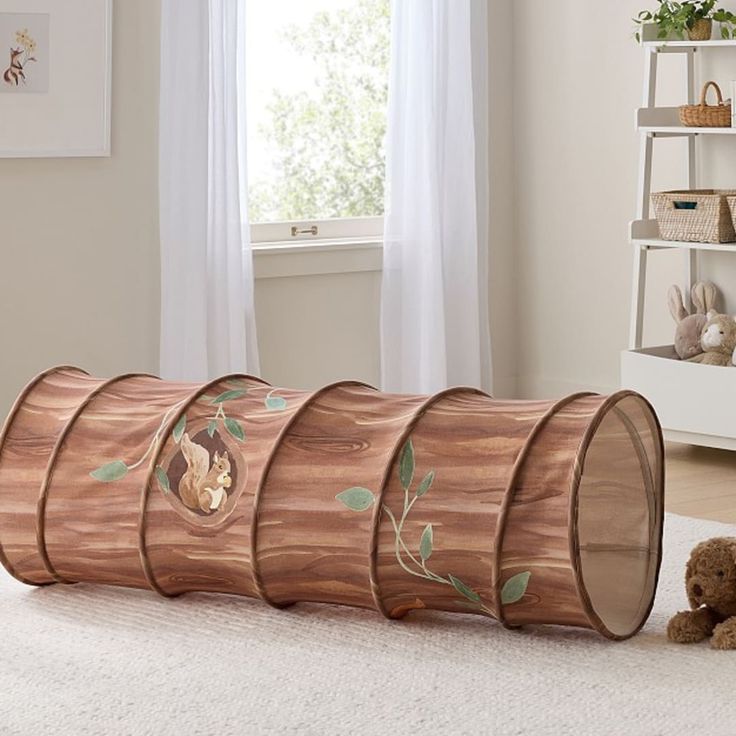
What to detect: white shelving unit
<box><xmin>621</xmin><ymin>38</ymin><xmax>736</xmax><ymax>451</ymax></box>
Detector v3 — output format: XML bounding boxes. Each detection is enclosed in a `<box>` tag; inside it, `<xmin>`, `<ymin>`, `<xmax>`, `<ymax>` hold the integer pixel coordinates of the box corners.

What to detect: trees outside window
<box><xmin>247</xmin><ymin>0</ymin><xmax>390</xmax><ymax>229</ymax></box>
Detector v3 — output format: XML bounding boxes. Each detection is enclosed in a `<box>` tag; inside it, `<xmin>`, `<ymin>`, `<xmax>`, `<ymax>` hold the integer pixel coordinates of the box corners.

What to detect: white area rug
<box><xmin>0</xmin><ymin>513</ymin><xmax>734</xmax><ymax>736</ymax></box>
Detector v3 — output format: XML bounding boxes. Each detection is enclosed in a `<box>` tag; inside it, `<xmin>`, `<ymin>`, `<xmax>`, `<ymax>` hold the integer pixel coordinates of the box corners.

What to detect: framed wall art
<box><xmin>0</xmin><ymin>0</ymin><xmax>112</xmax><ymax>157</ymax></box>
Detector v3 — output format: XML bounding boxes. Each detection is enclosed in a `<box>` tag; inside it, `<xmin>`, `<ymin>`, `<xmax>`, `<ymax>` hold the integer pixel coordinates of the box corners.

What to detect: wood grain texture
<box><xmin>0</xmin><ymin>369</ymin><xmax>665</xmax><ymax>640</ymax></box>
<box><xmin>376</xmin><ymin>392</ymin><xmax>543</xmax><ymax>619</ymax></box>
<box><xmin>500</xmin><ymin>396</ymin><xmax>604</xmax><ymax>630</ymax></box>
<box><xmin>44</xmin><ymin>375</ymin><xmax>198</xmax><ymax>589</ymax></box>
<box><xmin>0</xmin><ymin>367</ymin><xmax>102</xmax><ymax>584</ymax></box>
<box><xmin>256</xmin><ymin>383</ymin><xmax>425</xmax><ymax>609</ymax></box>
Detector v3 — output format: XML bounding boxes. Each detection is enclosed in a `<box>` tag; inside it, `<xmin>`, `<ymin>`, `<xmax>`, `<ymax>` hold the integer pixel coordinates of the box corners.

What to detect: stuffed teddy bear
<box><xmin>668</xmin><ymin>537</ymin><xmax>736</xmax><ymax>650</ymax></box>
<box><xmin>667</xmin><ymin>282</ymin><xmax>720</xmax><ymax>360</ymax></box>
<box><xmin>685</xmin><ymin>311</ymin><xmax>736</xmax><ymax>367</ymax></box>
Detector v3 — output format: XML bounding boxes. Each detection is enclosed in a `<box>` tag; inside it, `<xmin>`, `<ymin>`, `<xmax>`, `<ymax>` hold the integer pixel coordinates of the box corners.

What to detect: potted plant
<box><xmin>635</xmin><ymin>1</ymin><xmax>736</xmax><ymax>42</ymax></box>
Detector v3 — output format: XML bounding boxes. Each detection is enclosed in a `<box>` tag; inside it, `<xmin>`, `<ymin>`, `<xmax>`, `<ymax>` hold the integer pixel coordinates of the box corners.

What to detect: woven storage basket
<box><xmin>726</xmin><ymin>195</ymin><xmax>736</xmax><ymax>235</ymax></box>
<box><xmin>679</xmin><ymin>81</ymin><xmax>731</xmax><ymax>127</ymax></box>
<box><xmin>652</xmin><ymin>190</ymin><xmax>736</xmax><ymax>243</ymax></box>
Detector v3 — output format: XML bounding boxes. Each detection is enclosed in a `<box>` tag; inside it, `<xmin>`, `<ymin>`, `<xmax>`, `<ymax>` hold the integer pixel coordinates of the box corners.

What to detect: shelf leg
<box><xmin>630</xmin><ymin>50</ymin><xmax>657</xmax><ymax>349</ymax></box>
<box><xmin>687</xmin><ymin>249</ymin><xmax>699</xmax><ymax>303</ymax></box>
<box><xmin>643</xmin><ymin>47</ymin><xmax>658</xmax><ymax>109</ymax></box>
<box><xmin>686</xmin><ymin>48</ymin><xmax>698</xmax><ymax>307</ymax></box>
<box><xmin>629</xmin><ymin>246</ymin><xmax>648</xmax><ymax>351</ymax></box>
<box><xmin>636</xmin><ymin>49</ymin><xmax>658</xmax><ymax>220</ymax></box>
<box><xmin>637</xmin><ymin>134</ymin><xmax>654</xmax><ymax>220</ymax></box>
<box><xmin>687</xmin><ymin>49</ymin><xmax>699</xmax><ymax>197</ymax></box>
<box><xmin>686</xmin><ymin>48</ymin><xmax>696</xmax><ymax>109</ymax></box>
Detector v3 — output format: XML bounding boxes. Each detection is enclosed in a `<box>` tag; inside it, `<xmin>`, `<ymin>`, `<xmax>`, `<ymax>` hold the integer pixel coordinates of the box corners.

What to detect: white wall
<box><xmin>7</xmin><ymin>1</ymin><xmax>708</xmax><ymax>413</ymax></box>
<box><xmin>0</xmin><ymin>0</ymin><xmax>385</xmax><ymax>413</ymax></box>
<box><xmin>512</xmin><ymin>0</ymin><xmax>736</xmax><ymax>398</ymax></box>
<box><xmin>0</xmin><ymin>1</ymin><xmax>514</xmax><ymax>413</ymax></box>
<box><xmin>0</xmin><ymin>1</ymin><xmax>160</xmax><ymax>414</ymax></box>
<box><xmin>255</xmin><ymin>266</ymin><xmax>382</xmax><ymax>390</ymax></box>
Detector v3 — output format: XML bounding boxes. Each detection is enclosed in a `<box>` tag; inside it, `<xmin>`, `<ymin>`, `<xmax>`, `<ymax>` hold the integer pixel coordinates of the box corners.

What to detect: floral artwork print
<box><xmin>0</xmin><ymin>14</ymin><xmax>49</xmax><ymax>94</ymax></box>
<box><xmin>336</xmin><ymin>439</ymin><xmax>531</xmax><ymax>614</ymax></box>
<box><xmin>2</xmin><ymin>28</ymin><xmax>36</xmax><ymax>87</ymax></box>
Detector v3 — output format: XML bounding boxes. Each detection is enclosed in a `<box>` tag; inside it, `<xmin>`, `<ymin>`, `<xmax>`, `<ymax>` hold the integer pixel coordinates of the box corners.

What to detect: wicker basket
<box><xmin>679</xmin><ymin>81</ymin><xmax>732</xmax><ymax>127</ymax></box>
<box><xmin>726</xmin><ymin>195</ymin><xmax>736</xmax><ymax>236</ymax></box>
<box><xmin>652</xmin><ymin>190</ymin><xmax>736</xmax><ymax>243</ymax></box>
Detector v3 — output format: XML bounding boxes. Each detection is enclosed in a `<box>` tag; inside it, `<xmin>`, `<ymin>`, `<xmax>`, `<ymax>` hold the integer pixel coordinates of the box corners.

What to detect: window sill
<box><xmin>252</xmin><ymin>237</ymin><xmax>383</xmax><ymax>279</ymax></box>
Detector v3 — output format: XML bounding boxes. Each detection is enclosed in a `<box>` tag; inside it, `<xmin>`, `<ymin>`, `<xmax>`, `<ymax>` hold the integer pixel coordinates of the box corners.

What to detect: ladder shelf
<box><xmin>622</xmin><ymin>42</ymin><xmax>736</xmax><ymax>450</ymax></box>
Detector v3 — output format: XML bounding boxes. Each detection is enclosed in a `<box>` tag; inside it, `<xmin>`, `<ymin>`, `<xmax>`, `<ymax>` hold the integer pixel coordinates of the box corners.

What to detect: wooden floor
<box><xmin>666</xmin><ymin>442</ymin><xmax>736</xmax><ymax>523</ymax></box>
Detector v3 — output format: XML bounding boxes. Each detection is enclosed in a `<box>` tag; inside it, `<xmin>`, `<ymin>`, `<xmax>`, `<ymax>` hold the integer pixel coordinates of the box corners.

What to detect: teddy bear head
<box><xmin>686</xmin><ymin>537</ymin><xmax>736</xmax><ymax>616</ymax></box>
<box><xmin>700</xmin><ymin>311</ymin><xmax>736</xmax><ymax>357</ymax></box>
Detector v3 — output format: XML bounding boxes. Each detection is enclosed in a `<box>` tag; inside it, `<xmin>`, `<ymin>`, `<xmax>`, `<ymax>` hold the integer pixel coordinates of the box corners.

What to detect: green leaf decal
<box><xmin>416</xmin><ymin>470</ymin><xmax>435</xmax><ymax>497</ymax></box>
<box><xmin>449</xmin><ymin>574</ymin><xmax>480</xmax><ymax>604</ymax></box>
<box><xmin>224</xmin><ymin>417</ymin><xmax>245</xmax><ymax>442</ymax></box>
<box><xmin>155</xmin><ymin>465</ymin><xmax>170</xmax><ymax>494</ymax></box>
<box><xmin>211</xmin><ymin>389</ymin><xmax>247</xmax><ymax>404</ymax></box>
<box><xmin>335</xmin><ymin>487</ymin><xmax>375</xmax><ymax>512</ymax></box>
<box><xmin>207</xmin><ymin>419</ymin><xmax>217</xmax><ymax>438</ymax></box>
<box><xmin>265</xmin><ymin>395</ymin><xmax>287</xmax><ymax>411</ymax></box>
<box><xmin>399</xmin><ymin>439</ymin><xmax>414</xmax><ymax>490</ymax></box>
<box><xmin>90</xmin><ymin>460</ymin><xmax>129</xmax><ymax>483</ymax></box>
<box><xmin>419</xmin><ymin>524</ymin><xmax>433</xmax><ymax>561</ymax></box>
<box><xmin>501</xmin><ymin>571</ymin><xmax>531</xmax><ymax>605</ymax></box>
<box><xmin>172</xmin><ymin>415</ymin><xmax>186</xmax><ymax>444</ymax></box>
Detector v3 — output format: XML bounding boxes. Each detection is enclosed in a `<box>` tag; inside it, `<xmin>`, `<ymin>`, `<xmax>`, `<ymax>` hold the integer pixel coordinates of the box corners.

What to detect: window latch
<box><xmin>291</xmin><ymin>225</ymin><xmax>318</xmax><ymax>237</ymax></box>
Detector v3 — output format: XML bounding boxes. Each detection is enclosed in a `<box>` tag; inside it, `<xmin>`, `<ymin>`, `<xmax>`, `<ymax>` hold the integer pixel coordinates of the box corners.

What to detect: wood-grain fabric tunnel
<box><xmin>0</xmin><ymin>367</ymin><xmax>664</xmax><ymax>640</ymax></box>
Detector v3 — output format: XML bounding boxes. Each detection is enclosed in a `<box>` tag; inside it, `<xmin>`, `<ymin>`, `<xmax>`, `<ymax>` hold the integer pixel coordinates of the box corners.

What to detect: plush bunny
<box><xmin>686</xmin><ymin>310</ymin><xmax>736</xmax><ymax>367</ymax></box>
<box><xmin>667</xmin><ymin>281</ymin><xmax>720</xmax><ymax>360</ymax></box>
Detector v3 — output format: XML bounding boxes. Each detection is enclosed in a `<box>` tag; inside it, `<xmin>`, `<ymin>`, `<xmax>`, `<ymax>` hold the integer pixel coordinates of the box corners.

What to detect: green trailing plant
<box><xmin>634</xmin><ymin>1</ymin><xmax>736</xmax><ymax>42</ymax></box>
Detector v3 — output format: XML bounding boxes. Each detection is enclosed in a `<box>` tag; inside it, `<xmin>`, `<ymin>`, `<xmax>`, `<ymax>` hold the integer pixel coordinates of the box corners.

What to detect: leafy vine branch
<box><xmin>90</xmin><ymin>388</ymin><xmax>250</xmax><ymax>484</ymax></box>
<box><xmin>336</xmin><ymin>439</ymin><xmax>531</xmax><ymax>614</ymax></box>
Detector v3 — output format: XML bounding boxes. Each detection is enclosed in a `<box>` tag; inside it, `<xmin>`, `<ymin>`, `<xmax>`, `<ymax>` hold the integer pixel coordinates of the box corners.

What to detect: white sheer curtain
<box><xmin>159</xmin><ymin>0</ymin><xmax>259</xmax><ymax>381</ymax></box>
<box><xmin>381</xmin><ymin>0</ymin><xmax>491</xmax><ymax>395</ymax></box>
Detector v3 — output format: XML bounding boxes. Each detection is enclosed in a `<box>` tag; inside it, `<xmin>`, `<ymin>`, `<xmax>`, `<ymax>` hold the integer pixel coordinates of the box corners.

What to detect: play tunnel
<box><xmin>0</xmin><ymin>366</ymin><xmax>664</xmax><ymax>640</ymax></box>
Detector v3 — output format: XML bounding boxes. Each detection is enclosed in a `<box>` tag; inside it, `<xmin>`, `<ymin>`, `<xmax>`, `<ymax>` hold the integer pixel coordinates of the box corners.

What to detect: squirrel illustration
<box><xmin>3</xmin><ymin>48</ymin><xmax>26</xmax><ymax>86</ymax></box>
<box><xmin>178</xmin><ymin>433</ymin><xmax>232</xmax><ymax>513</ymax></box>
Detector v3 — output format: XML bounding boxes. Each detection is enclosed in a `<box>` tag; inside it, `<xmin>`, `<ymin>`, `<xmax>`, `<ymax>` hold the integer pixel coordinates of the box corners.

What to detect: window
<box><xmin>246</xmin><ymin>0</ymin><xmax>389</xmax><ymax>244</ymax></box>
